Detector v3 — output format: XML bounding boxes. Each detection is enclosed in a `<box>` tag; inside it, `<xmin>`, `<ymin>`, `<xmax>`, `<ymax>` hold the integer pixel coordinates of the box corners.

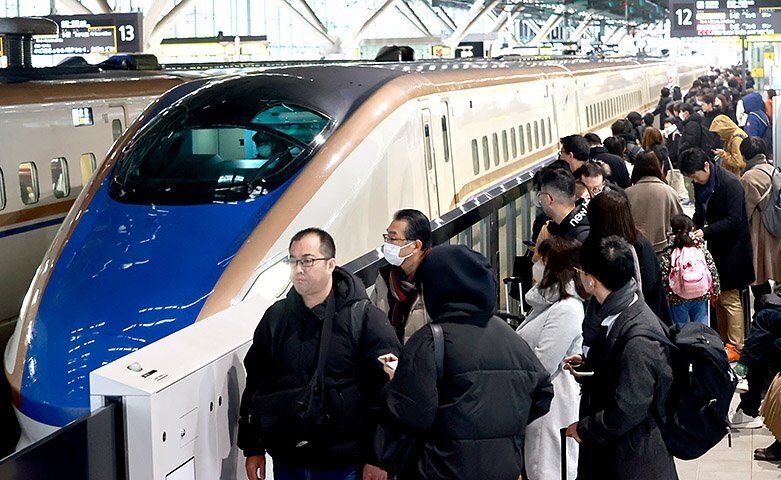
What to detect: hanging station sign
<box><xmin>669</xmin><ymin>0</ymin><xmax>781</xmax><ymax>37</ymax></box>
<box><xmin>33</xmin><ymin>13</ymin><xmax>142</xmax><ymax>55</ymax></box>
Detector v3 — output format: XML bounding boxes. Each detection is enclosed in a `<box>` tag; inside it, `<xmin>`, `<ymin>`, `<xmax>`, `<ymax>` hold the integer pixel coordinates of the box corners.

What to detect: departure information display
<box><xmin>33</xmin><ymin>13</ymin><xmax>142</xmax><ymax>55</ymax></box>
<box><xmin>670</xmin><ymin>0</ymin><xmax>781</xmax><ymax>37</ymax></box>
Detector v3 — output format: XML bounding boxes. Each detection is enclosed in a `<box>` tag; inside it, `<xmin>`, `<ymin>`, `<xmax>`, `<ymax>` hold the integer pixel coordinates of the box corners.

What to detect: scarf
<box><xmin>384</xmin><ymin>266</ymin><xmax>420</xmax><ymax>340</ymax></box>
<box><xmin>696</xmin><ymin>161</ymin><xmax>718</xmax><ymax>206</ymax></box>
<box><xmin>582</xmin><ymin>278</ymin><xmax>639</xmax><ymax>348</ymax></box>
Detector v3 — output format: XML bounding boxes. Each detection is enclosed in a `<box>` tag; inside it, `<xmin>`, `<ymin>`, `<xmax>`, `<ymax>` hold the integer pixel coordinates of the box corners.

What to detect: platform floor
<box><xmin>675</xmin><ymin>392</ymin><xmax>781</xmax><ymax>480</ymax></box>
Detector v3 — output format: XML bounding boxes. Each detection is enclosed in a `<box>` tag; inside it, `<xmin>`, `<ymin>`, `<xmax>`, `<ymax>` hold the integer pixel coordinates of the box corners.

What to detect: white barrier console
<box><xmin>90</xmin><ymin>295</ymin><xmax>273</xmax><ymax>480</ymax></box>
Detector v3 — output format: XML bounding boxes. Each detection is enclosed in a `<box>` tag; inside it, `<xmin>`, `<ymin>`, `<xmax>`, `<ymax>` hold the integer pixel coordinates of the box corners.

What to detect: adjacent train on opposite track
<box><xmin>3</xmin><ymin>57</ymin><xmax>709</xmax><ymax>441</ymax></box>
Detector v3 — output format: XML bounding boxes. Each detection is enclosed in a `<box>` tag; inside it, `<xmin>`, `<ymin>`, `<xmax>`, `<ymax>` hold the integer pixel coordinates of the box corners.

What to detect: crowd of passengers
<box><xmin>236</xmin><ymin>71</ymin><xmax>781</xmax><ymax>480</ymax></box>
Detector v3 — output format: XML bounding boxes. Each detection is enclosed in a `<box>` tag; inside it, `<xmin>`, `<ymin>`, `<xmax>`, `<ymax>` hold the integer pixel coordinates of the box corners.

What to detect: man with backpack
<box><xmin>564</xmin><ymin>236</ymin><xmax>677</xmax><ymax>479</ymax></box>
<box><xmin>680</xmin><ymin>148</ymin><xmax>755</xmax><ymax>363</ymax></box>
<box><xmin>742</xmin><ymin>92</ymin><xmax>774</xmax><ymax>157</ymax></box>
<box><xmin>739</xmin><ymin>136</ymin><xmax>781</xmax><ymax>312</ymax></box>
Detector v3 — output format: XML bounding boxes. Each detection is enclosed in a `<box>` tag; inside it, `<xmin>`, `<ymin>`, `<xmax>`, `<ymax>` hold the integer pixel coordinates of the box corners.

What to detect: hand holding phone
<box><xmin>564</xmin><ymin>362</ymin><xmax>594</xmax><ymax>378</ymax></box>
<box><xmin>378</xmin><ymin>353</ymin><xmax>399</xmax><ymax>379</ymax></box>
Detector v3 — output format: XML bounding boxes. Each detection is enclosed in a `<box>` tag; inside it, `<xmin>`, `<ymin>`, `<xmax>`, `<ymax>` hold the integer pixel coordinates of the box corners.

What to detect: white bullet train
<box><xmin>4</xmin><ymin>57</ymin><xmax>709</xmax><ymax>440</ymax></box>
<box><xmin>0</xmin><ymin>68</ymin><xmax>189</xmax><ymax>326</ymax></box>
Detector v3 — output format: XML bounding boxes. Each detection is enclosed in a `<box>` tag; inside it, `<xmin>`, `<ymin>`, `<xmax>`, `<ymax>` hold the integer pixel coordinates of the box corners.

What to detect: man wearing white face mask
<box><xmin>371</xmin><ymin>209</ymin><xmax>432</xmax><ymax>343</ymax></box>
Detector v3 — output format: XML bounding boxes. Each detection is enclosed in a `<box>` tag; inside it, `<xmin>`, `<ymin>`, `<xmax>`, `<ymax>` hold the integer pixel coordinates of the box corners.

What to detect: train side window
<box><xmin>539</xmin><ymin>119</ymin><xmax>546</xmax><ymax>145</ymax></box>
<box><xmin>80</xmin><ymin>153</ymin><xmax>98</xmax><ymax>185</ymax></box>
<box><xmin>51</xmin><ymin>158</ymin><xmax>70</xmax><ymax>198</ymax></box>
<box><xmin>502</xmin><ymin>130</ymin><xmax>509</xmax><ymax>163</ymax></box>
<box><xmin>441</xmin><ymin>115</ymin><xmax>451</xmax><ymax>163</ymax></box>
<box><xmin>0</xmin><ymin>169</ymin><xmax>5</xmax><ymax>210</ymax></box>
<box><xmin>423</xmin><ymin>123</ymin><xmax>434</xmax><ymax>171</ymax></box>
<box><xmin>519</xmin><ymin>125</ymin><xmax>525</xmax><ymax>154</ymax></box>
<box><xmin>533</xmin><ymin>121</ymin><xmax>539</xmax><ymax>150</ymax></box>
<box><xmin>471</xmin><ymin>139</ymin><xmax>480</xmax><ymax>175</ymax></box>
<box><xmin>526</xmin><ymin>123</ymin><xmax>532</xmax><ymax>152</ymax></box>
<box><xmin>546</xmin><ymin>118</ymin><xmax>552</xmax><ymax>144</ymax></box>
<box><xmin>492</xmin><ymin>133</ymin><xmax>500</xmax><ymax>166</ymax></box>
<box><xmin>112</xmin><ymin>119</ymin><xmax>123</xmax><ymax>141</ymax></box>
<box><xmin>587</xmin><ymin>105</ymin><xmax>592</xmax><ymax>127</ymax></box>
<box><xmin>19</xmin><ymin>162</ymin><xmax>39</xmax><ymax>205</ymax></box>
<box><xmin>510</xmin><ymin>128</ymin><xmax>517</xmax><ymax>158</ymax></box>
<box><xmin>482</xmin><ymin>136</ymin><xmax>490</xmax><ymax>170</ymax></box>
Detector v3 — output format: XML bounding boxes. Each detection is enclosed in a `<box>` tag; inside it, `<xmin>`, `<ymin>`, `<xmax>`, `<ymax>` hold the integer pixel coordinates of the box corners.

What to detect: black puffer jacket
<box><xmin>548</xmin><ymin>202</ymin><xmax>590</xmax><ymax>243</ymax></box>
<box><xmin>238</xmin><ymin>267</ymin><xmax>400</xmax><ymax>469</ymax></box>
<box><xmin>679</xmin><ymin>114</ymin><xmax>705</xmax><ymax>153</ymax></box>
<box><xmin>383</xmin><ymin>245</ymin><xmax>553</xmax><ymax>480</ymax></box>
<box><xmin>693</xmin><ymin>162</ymin><xmax>755</xmax><ymax>291</ymax></box>
<box><xmin>578</xmin><ymin>300</ymin><xmax>676</xmax><ymax>480</ymax></box>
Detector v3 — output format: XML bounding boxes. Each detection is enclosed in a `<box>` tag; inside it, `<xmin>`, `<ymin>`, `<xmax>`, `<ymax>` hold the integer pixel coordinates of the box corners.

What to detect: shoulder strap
<box><xmin>429</xmin><ymin>323</ymin><xmax>444</xmax><ymax>381</ymax></box>
<box><xmin>756</xmin><ymin>167</ymin><xmax>776</xmax><ymax>209</ymax></box>
<box><xmin>314</xmin><ymin>297</ymin><xmax>337</xmax><ymax>385</ymax></box>
<box><xmin>750</xmin><ymin>111</ymin><xmax>769</xmax><ymax>127</ymax></box>
<box><xmin>348</xmin><ymin>299</ymin><xmax>369</xmax><ymax>349</ymax></box>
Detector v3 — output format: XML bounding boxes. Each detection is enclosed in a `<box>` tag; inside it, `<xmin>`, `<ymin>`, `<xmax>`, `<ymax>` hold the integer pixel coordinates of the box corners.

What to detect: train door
<box><xmin>420</xmin><ymin>108</ymin><xmax>440</xmax><ymax>217</ymax></box>
<box><xmin>550</xmin><ymin>76</ymin><xmax>577</xmax><ymax>136</ymax></box>
<box><xmin>107</xmin><ymin>105</ymin><xmax>127</xmax><ymax>142</ymax></box>
<box><xmin>434</xmin><ymin>100</ymin><xmax>457</xmax><ymax>212</ymax></box>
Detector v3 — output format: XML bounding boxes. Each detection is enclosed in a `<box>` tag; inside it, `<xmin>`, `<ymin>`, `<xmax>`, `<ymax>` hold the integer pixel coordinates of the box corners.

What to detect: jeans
<box><xmin>670</xmin><ymin>300</ymin><xmax>709</xmax><ymax>328</ymax></box>
<box><xmin>274</xmin><ymin>463</ymin><xmax>359</xmax><ymax>480</ymax></box>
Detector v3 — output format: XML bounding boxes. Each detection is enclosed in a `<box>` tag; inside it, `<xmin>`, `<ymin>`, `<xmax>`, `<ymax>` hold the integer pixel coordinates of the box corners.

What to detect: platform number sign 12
<box><xmin>671</xmin><ymin>3</ymin><xmax>697</xmax><ymax>36</ymax></box>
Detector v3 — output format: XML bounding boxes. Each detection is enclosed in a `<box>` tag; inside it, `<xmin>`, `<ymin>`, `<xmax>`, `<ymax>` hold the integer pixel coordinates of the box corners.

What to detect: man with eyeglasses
<box><xmin>372</xmin><ymin>209</ymin><xmax>431</xmax><ymax>343</ymax></box>
<box><xmin>536</xmin><ymin>168</ymin><xmax>590</xmax><ymax>244</ymax></box>
<box><xmin>239</xmin><ymin>228</ymin><xmax>400</xmax><ymax>480</ymax></box>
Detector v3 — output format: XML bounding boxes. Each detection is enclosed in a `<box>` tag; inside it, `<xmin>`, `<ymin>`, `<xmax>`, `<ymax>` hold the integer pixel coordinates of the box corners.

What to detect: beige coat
<box><xmin>626</xmin><ymin>176</ymin><xmax>684</xmax><ymax>254</ymax></box>
<box><xmin>710</xmin><ymin>114</ymin><xmax>748</xmax><ymax>176</ymax></box>
<box><xmin>370</xmin><ymin>272</ymin><xmax>429</xmax><ymax>343</ymax></box>
<box><xmin>740</xmin><ymin>161</ymin><xmax>781</xmax><ymax>284</ymax></box>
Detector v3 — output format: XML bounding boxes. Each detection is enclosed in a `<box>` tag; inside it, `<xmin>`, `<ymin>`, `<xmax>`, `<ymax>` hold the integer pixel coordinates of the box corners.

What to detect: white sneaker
<box><xmin>736</xmin><ymin>378</ymin><xmax>749</xmax><ymax>394</ymax></box>
<box><xmin>730</xmin><ymin>408</ymin><xmax>763</xmax><ymax>428</ymax></box>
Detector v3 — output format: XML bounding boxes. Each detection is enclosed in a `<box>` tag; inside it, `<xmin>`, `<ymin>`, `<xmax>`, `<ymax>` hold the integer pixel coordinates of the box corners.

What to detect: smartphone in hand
<box><xmin>378</xmin><ymin>354</ymin><xmax>398</xmax><ymax>371</ymax></box>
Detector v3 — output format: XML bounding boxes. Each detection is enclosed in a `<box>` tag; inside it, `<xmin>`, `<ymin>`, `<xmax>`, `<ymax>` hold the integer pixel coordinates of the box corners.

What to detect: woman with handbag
<box><xmin>516</xmin><ymin>236</ymin><xmax>586</xmax><ymax>480</ymax></box>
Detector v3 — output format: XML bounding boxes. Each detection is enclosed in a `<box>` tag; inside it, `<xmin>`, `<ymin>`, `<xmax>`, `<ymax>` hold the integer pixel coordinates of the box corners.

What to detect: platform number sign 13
<box><xmin>671</xmin><ymin>3</ymin><xmax>697</xmax><ymax>36</ymax></box>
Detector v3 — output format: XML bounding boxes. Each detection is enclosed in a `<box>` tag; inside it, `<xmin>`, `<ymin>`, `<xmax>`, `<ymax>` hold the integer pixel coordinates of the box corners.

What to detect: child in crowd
<box><xmin>660</xmin><ymin>214</ymin><xmax>720</xmax><ymax>327</ymax></box>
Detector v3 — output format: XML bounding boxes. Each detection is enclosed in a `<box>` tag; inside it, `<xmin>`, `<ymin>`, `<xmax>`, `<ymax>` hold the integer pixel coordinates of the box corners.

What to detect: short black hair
<box><xmin>642</xmin><ymin>113</ymin><xmax>654</xmax><ymax>126</ymax></box>
<box><xmin>560</xmin><ymin>134</ymin><xmax>591</xmax><ymax>161</ymax></box>
<box><xmin>740</xmin><ymin>136</ymin><xmax>767</xmax><ymax>160</ymax></box>
<box><xmin>393</xmin><ymin>209</ymin><xmax>432</xmax><ymax>249</ymax></box>
<box><xmin>611</xmin><ymin>119</ymin><xmax>633</xmax><ymax>136</ymax></box>
<box><xmin>603</xmin><ymin>136</ymin><xmax>625</xmax><ymax>156</ymax></box>
<box><xmin>680</xmin><ymin>103</ymin><xmax>695</xmax><ymax>115</ymax></box>
<box><xmin>701</xmin><ymin>93</ymin><xmax>715</xmax><ymax>105</ymax></box>
<box><xmin>538</xmin><ymin>168</ymin><xmax>576</xmax><ymax>203</ymax></box>
<box><xmin>661</xmin><ymin>87</ymin><xmax>670</xmax><ymax>97</ymax></box>
<box><xmin>289</xmin><ymin>227</ymin><xmax>336</xmax><ymax>259</ymax></box>
<box><xmin>626</xmin><ymin>111</ymin><xmax>642</xmax><ymax>127</ymax></box>
<box><xmin>584</xmin><ymin>133</ymin><xmax>601</xmax><ymax>146</ymax></box>
<box><xmin>579</xmin><ymin>235</ymin><xmax>635</xmax><ymax>291</ymax></box>
<box><xmin>679</xmin><ymin>148</ymin><xmax>710</xmax><ymax>175</ymax></box>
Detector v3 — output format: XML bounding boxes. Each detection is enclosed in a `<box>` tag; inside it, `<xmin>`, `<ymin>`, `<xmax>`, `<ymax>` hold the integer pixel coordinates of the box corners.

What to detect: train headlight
<box><xmin>241</xmin><ymin>256</ymin><xmax>291</xmax><ymax>303</ymax></box>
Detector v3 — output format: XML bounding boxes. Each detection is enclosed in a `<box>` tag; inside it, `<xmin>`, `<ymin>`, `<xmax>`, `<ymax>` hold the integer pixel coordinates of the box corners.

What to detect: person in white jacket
<box><xmin>517</xmin><ymin>236</ymin><xmax>587</xmax><ymax>480</ymax></box>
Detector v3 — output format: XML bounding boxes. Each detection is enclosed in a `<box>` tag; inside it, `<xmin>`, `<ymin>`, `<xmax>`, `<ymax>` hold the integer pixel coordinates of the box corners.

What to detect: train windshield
<box><xmin>109</xmin><ymin>103</ymin><xmax>330</xmax><ymax>204</ymax></box>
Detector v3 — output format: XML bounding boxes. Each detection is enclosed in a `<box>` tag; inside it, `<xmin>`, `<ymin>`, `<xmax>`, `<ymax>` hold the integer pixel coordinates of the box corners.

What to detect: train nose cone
<box><xmin>17</xmin><ymin>185</ymin><xmax>282</xmax><ymax>427</ymax></box>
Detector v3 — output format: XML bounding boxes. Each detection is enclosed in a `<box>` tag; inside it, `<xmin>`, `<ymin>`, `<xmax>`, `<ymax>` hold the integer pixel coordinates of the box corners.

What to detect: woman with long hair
<box><xmin>517</xmin><ymin>236</ymin><xmax>587</xmax><ymax>480</ymax></box>
<box><xmin>641</xmin><ymin>127</ymin><xmax>671</xmax><ymax>175</ymax></box>
<box><xmin>626</xmin><ymin>151</ymin><xmax>683</xmax><ymax>254</ymax></box>
<box><xmin>584</xmin><ymin>191</ymin><xmax>671</xmax><ymax>345</ymax></box>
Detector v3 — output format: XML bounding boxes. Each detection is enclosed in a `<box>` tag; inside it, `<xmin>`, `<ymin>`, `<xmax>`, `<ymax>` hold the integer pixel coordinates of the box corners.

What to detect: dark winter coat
<box><xmin>590</xmin><ymin>146</ymin><xmax>630</xmax><ymax>188</ymax></box>
<box><xmin>383</xmin><ymin>246</ymin><xmax>554</xmax><ymax>480</ymax></box>
<box><xmin>577</xmin><ymin>300</ymin><xmax>677</xmax><ymax>480</ymax></box>
<box><xmin>238</xmin><ymin>267</ymin><xmax>401</xmax><ymax>469</ymax></box>
<box><xmin>693</xmin><ymin>162</ymin><xmax>755</xmax><ymax>291</ymax></box>
<box><xmin>652</xmin><ymin>94</ymin><xmax>672</xmax><ymax>128</ymax></box>
<box><xmin>548</xmin><ymin>202</ymin><xmax>590</xmax><ymax>243</ymax></box>
<box><xmin>679</xmin><ymin>114</ymin><xmax>706</xmax><ymax>153</ymax></box>
<box><xmin>636</xmin><ymin>235</ymin><xmax>672</xmax><ymax>326</ymax></box>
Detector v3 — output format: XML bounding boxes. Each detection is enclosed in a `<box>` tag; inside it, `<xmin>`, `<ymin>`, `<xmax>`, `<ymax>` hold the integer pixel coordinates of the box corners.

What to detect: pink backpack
<box><xmin>669</xmin><ymin>246</ymin><xmax>712</xmax><ymax>299</ymax></box>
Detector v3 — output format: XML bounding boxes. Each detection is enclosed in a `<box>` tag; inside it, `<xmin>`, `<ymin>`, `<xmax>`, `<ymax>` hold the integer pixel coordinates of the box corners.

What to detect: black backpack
<box><xmin>699</xmin><ymin>123</ymin><xmax>722</xmax><ymax>154</ymax></box>
<box><xmin>622</xmin><ymin>321</ymin><xmax>737</xmax><ymax>460</ymax></box>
